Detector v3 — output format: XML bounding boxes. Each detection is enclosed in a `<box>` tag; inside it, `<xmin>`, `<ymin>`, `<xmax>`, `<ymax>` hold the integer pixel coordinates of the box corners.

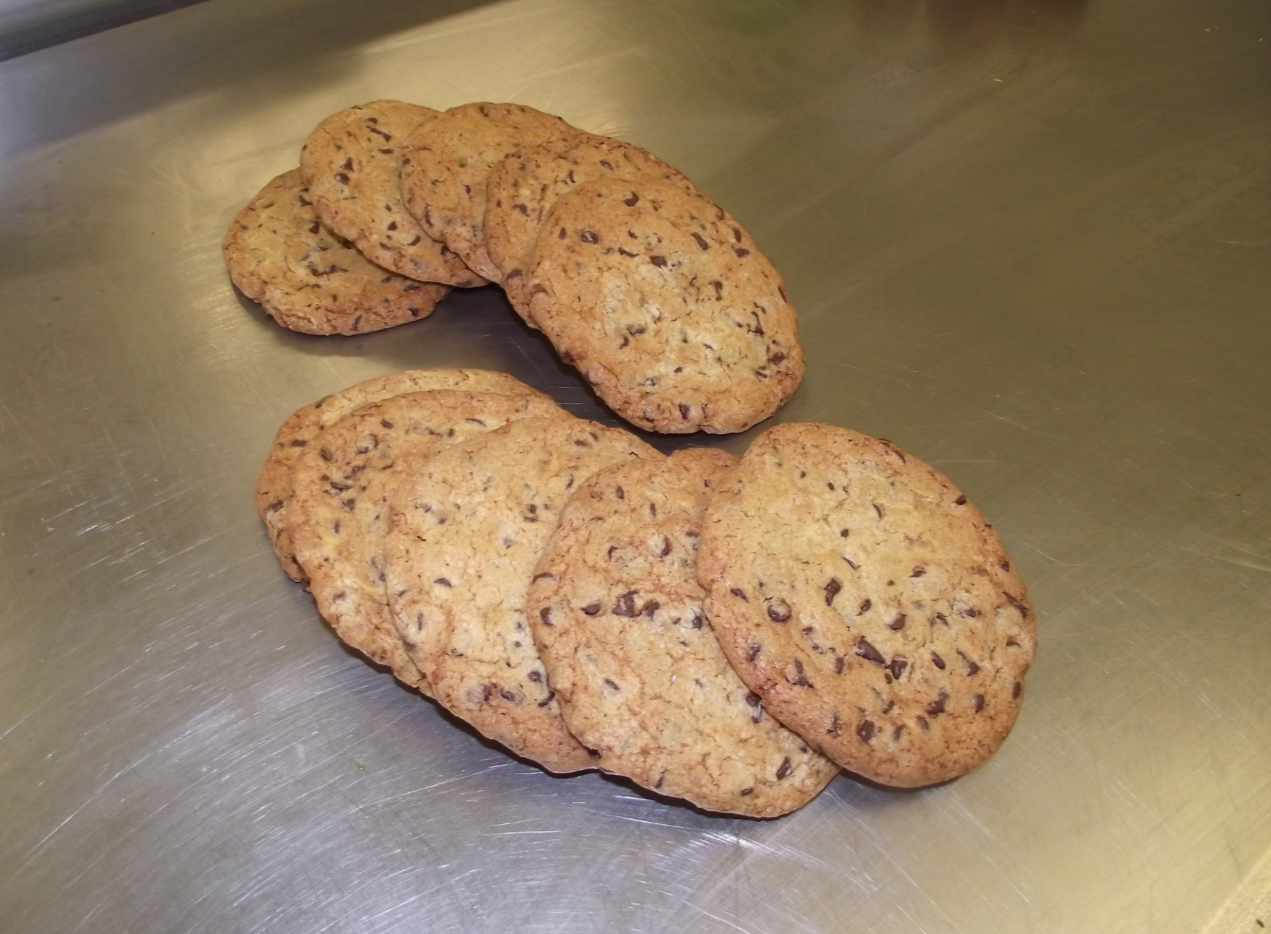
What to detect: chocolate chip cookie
<box><xmin>223</xmin><ymin>169</ymin><xmax>448</xmax><ymax>335</ymax></box>
<box><xmin>384</xmin><ymin>416</ymin><xmax>655</xmax><ymax>773</ymax></box>
<box><xmin>300</xmin><ymin>101</ymin><xmax>485</xmax><ymax>287</ymax></box>
<box><xmin>525</xmin><ymin>177</ymin><xmax>804</xmax><ymax>434</ymax></box>
<box><xmin>528</xmin><ymin>448</ymin><xmax>839</xmax><ymax>816</ymax></box>
<box><xmin>696</xmin><ymin>422</ymin><xmax>1036</xmax><ymax>787</ymax></box>
<box><xmin>287</xmin><ymin>390</ymin><xmax>568</xmax><ymax>690</ymax></box>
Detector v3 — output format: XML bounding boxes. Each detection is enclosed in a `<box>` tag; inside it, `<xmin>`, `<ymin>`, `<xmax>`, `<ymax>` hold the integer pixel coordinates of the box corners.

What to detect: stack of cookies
<box><xmin>257</xmin><ymin>370</ymin><xmax>1036</xmax><ymax>816</ymax></box>
<box><xmin>224</xmin><ymin>101</ymin><xmax>804</xmax><ymax>435</ymax></box>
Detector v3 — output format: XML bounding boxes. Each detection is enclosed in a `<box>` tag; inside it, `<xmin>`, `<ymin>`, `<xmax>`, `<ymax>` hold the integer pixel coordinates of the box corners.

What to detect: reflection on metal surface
<box><xmin>1</xmin><ymin>0</ymin><xmax>1270</xmax><ymax>931</ymax></box>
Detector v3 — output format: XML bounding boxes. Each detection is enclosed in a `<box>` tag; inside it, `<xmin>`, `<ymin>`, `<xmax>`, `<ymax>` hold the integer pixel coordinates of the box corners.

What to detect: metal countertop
<box><xmin>2</xmin><ymin>1</ymin><xmax>1269</xmax><ymax>931</ymax></box>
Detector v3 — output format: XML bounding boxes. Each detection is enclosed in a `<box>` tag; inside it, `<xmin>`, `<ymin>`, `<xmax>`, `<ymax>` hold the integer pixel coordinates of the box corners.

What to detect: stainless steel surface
<box><xmin>2</xmin><ymin>1</ymin><xmax>1269</xmax><ymax>931</ymax></box>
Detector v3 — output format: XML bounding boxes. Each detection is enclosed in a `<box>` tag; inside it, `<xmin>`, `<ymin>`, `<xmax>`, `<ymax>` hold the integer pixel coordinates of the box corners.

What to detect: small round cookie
<box><xmin>287</xmin><ymin>390</ymin><xmax>569</xmax><ymax>691</ymax></box>
<box><xmin>525</xmin><ymin>177</ymin><xmax>804</xmax><ymax>434</ymax></box>
<box><xmin>384</xmin><ymin>416</ymin><xmax>656</xmax><ymax>774</ymax></box>
<box><xmin>255</xmin><ymin>368</ymin><xmax>552</xmax><ymax>582</ymax></box>
<box><xmin>299</xmin><ymin>101</ymin><xmax>485</xmax><ymax>287</ymax></box>
<box><xmin>398</xmin><ymin>102</ymin><xmax>579</xmax><ymax>282</ymax></box>
<box><xmin>223</xmin><ymin>169</ymin><xmax>449</xmax><ymax>335</ymax></box>
<box><xmin>527</xmin><ymin>448</ymin><xmax>839</xmax><ymax>817</ymax></box>
<box><xmin>696</xmin><ymin>423</ymin><xmax>1037</xmax><ymax>788</ymax></box>
<box><xmin>484</xmin><ymin>133</ymin><xmax>692</xmax><ymax>316</ymax></box>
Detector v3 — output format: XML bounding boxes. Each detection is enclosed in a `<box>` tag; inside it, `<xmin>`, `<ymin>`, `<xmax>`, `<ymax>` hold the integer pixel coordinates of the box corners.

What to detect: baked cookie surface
<box><xmin>384</xmin><ymin>416</ymin><xmax>656</xmax><ymax>774</ymax></box>
<box><xmin>526</xmin><ymin>178</ymin><xmax>804</xmax><ymax>434</ymax></box>
<box><xmin>223</xmin><ymin>169</ymin><xmax>448</xmax><ymax>335</ymax></box>
<box><xmin>255</xmin><ymin>369</ymin><xmax>550</xmax><ymax>582</ymax></box>
<box><xmin>399</xmin><ymin>102</ymin><xmax>578</xmax><ymax>282</ymax></box>
<box><xmin>484</xmin><ymin>133</ymin><xmax>691</xmax><ymax>315</ymax></box>
<box><xmin>287</xmin><ymin>390</ymin><xmax>567</xmax><ymax>690</ymax></box>
<box><xmin>528</xmin><ymin>448</ymin><xmax>838</xmax><ymax>816</ymax></box>
<box><xmin>696</xmin><ymin>423</ymin><xmax>1036</xmax><ymax>787</ymax></box>
<box><xmin>299</xmin><ymin>100</ymin><xmax>485</xmax><ymax>287</ymax></box>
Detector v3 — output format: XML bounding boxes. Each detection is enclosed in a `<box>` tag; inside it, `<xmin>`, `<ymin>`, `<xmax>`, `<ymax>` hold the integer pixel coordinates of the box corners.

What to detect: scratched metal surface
<box><xmin>1</xmin><ymin>0</ymin><xmax>1270</xmax><ymax>931</ymax></box>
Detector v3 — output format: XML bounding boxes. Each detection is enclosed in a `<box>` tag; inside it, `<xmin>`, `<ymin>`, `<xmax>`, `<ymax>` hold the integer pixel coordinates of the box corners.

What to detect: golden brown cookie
<box><xmin>223</xmin><ymin>169</ymin><xmax>448</xmax><ymax>335</ymax></box>
<box><xmin>299</xmin><ymin>101</ymin><xmax>485</xmax><ymax>287</ymax></box>
<box><xmin>696</xmin><ymin>423</ymin><xmax>1037</xmax><ymax>788</ymax></box>
<box><xmin>287</xmin><ymin>390</ymin><xmax>568</xmax><ymax>690</ymax></box>
<box><xmin>398</xmin><ymin>102</ymin><xmax>579</xmax><ymax>282</ymax></box>
<box><xmin>384</xmin><ymin>416</ymin><xmax>656</xmax><ymax>774</ymax></box>
<box><xmin>255</xmin><ymin>369</ymin><xmax>552</xmax><ymax>582</ymax></box>
<box><xmin>483</xmin><ymin>132</ymin><xmax>692</xmax><ymax>316</ymax></box>
<box><xmin>527</xmin><ymin>448</ymin><xmax>839</xmax><ymax>816</ymax></box>
<box><xmin>525</xmin><ymin>177</ymin><xmax>804</xmax><ymax>434</ymax></box>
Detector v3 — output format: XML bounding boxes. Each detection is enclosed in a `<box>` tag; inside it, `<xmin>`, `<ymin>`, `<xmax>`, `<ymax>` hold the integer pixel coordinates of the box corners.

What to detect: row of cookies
<box><xmin>224</xmin><ymin>101</ymin><xmax>804</xmax><ymax>434</ymax></box>
<box><xmin>257</xmin><ymin>369</ymin><xmax>1035</xmax><ymax>815</ymax></box>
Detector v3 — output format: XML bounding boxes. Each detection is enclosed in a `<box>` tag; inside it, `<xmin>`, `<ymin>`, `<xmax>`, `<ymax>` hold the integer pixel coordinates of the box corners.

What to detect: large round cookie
<box><xmin>696</xmin><ymin>423</ymin><xmax>1036</xmax><ymax>788</ymax></box>
<box><xmin>398</xmin><ymin>102</ymin><xmax>578</xmax><ymax>282</ymax></box>
<box><xmin>223</xmin><ymin>169</ymin><xmax>448</xmax><ymax>335</ymax></box>
<box><xmin>299</xmin><ymin>101</ymin><xmax>485</xmax><ymax>287</ymax></box>
<box><xmin>525</xmin><ymin>177</ymin><xmax>804</xmax><ymax>434</ymax></box>
<box><xmin>484</xmin><ymin>133</ymin><xmax>692</xmax><ymax>315</ymax></box>
<box><xmin>384</xmin><ymin>416</ymin><xmax>656</xmax><ymax>774</ymax></box>
<box><xmin>527</xmin><ymin>449</ymin><xmax>839</xmax><ymax>817</ymax></box>
<box><xmin>287</xmin><ymin>390</ymin><xmax>568</xmax><ymax>691</ymax></box>
<box><xmin>255</xmin><ymin>369</ymin><xmax>551</xmax><ymax>582</ymax></box>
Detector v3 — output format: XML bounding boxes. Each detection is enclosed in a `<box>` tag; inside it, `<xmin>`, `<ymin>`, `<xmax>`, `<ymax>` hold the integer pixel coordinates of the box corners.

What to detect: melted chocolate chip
<box><xmin>855</xmin><ymin>637</ymin><xmax>885</xmax><ymax>665</ymax></box>
<box><xmin>581</xmin><ymin>603</ymin><xmax>602</xmax><ymax>616</ymax></box>
<box><xmin>539</xmin><ymin>607</ymin><xmax>554</xmax><ymax>627</ymax></box>
<box><xmin>857</xmin><ymin>719</ymin><xmax>876</xmax><ymax>743</ymax></box>
<box><xmin>650</xmin><ymin>255</ymin><xmax>667</xmax><ymax>267</ymax></box>
<box><xmin>580</xmin><ymin>230</ymin><xmax>599</xmax><ymax>243</ymax></box>
<box><xmin>824</xmin><ymin>578</ymin><xmax>842</xmax><ymax>606</ymax></box>
<box><xmin>888</xmin><ymin>656</ymin><xmax>908</xmax><ymax>680</ymax></box>
<box><xmin>958</xmin><ymin>651</ymin><xmax>981</xmax><ymax>676</ymax></box>
<box><xmin>767</xmin><ymin>598</ymin><xmax>792</xmax><ymax>623</ymax></box>
<box><xmin>612</xmin><ymin>591</ymin><xmax>638</xmax><ymax>617</ymax></box>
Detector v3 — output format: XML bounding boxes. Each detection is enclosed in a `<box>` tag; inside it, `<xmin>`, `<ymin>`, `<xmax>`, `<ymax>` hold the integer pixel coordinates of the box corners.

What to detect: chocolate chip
<box><xmin>612</xmin><ymin>591</ymin><xmax>638</xmax><ymax>617</ymax></box>
<box><xmin>775</xmin><ymin>757</ymin><xmax>792</xmax><ymax>779</ymax></box>
<box><xmin>855</xmin><ymin>637</ymin><xmax>885</xmax><ymax>665</ymax></box>
<box><xmin>888</xmin><ymin>656</ymin><xmax>907</xmax><ymax>680</ymax></box>
<box><xmin>973</xmin><ymin>694</ymin><xmax>985</xmax><ymax>713</ymax></box>
<box><xmin>537</xmin><ymin>691</ymin><xmax>555</xmax><ymax>708</ymax></box>
<box><xmin>873</xmin><ymin>502</ymin><xmax>885</xmax><ymax>519</ymax></box>
<box><xmin>603</xmin><ymin>678</ymin><xmax>620</xmax><ymax>692</ymax></box>
<box><xmin>888</xmin><ymin>614</ymin><xmax>907</xmax><ymax>631</ymax></box>
<box><xmin>658</xmin><ymin>537</ymin><xmax>672</xmax><ymax>557</ymax></box>
<box><xmin>911</xmin><ymin>566</ymin><xmax>926</xmax><ymax>578</ymax></box>
<box><xmin>650</xmin><ymin>254</ymin><xmax>668</xmax><ymax>268</ymax></box>
<box><xmin>692</xmin><ymin>232</ymin><xmax>709</xmax><ymax>250</ymax></box>
<box><xmin>926</xmin><ymin>692</ymin><xmax>948</xmax><ymax>716</ymax></box>
<box><xmin>857</xmin><ymin>720</ymin><xmax>876</xmax><ymax>743</ymax></box>
<box><xmin>434</xmin><ymin>577</ymin><xmax>452</xmax><ymax>588</ymax></box>
<box><xmin>739</xmin><ymin>787</ymin><xmax>754</xmax><ymax>797</ymax></box>
<box><xmin>747</xmin><ymin>642</ymin><xmax>762</xmax><ymax>661</ymax></box>
<box><xmin>581</xmin><ymin>603</ymin><xmax>601</xmax><ymax>616</ymax></box>
<box><xmin>767</xmin><ymin>598</ymin><xmax>792</xmax><ymax>623</ymax></box>
<box><xmin>858</xmin><ymin>598</ymin><xmax>872</xmax><ymax>613</ymax></box>
<box><xmin>1004</xmin><ymin>592</ymin><xmax>1030</xmax><ymax>617</ymax></box>
<box><xmin>734</xmin><ymin>247</ymin><xmax>750</xmax><ymax>257</ymax></box>
<box><xmin>840</xmin><ymin>528</ymin><xmax>850</xmax><ymax>538</ymax></box>
<box><xmin>931</xmin><ymin>652</ymin><xmax>946</xmax><ymax>669</ymax></box>
<box><xmin>642</xmin><ymin>600</ymin><xmax>660</xmax><ymax>618</ymax></box>
<box><xmin>539</xmin><ymin>607</ymin><xmax>554</xmax><ymax>627</ymax></box>
<box><xmin>532</xmin><ymin>572</ymin><xmax>555</xmax><ymax>582</ymax></box>
<box><xmin>788</xmin><ymin>658</ymin><xmax>812</xmax><ymax>686</ymax></box>
<box><xmin>679</xmin><ymin>403</ymin><xmax>690</xmax><ymax>419</ymax></box>
<box><xmin>834</xmin><ymin>656</ymin><xmax>845</xmax><ymax>674</ymax></box>
<box><xmin>958</xmin><ymin>651</ymin><xmax>981</xmax><ymax>675</ymax></box>
<box><xmin>335</xmin><ymin>172</ymin><xmax>349</xmax><ymax>184</ymax></box>
<box><xmin>580</xmin><ymin>230</ymin><xmax>599</xmax><ymax>243</ymax></box>
<box><xmin>623</xmin><ymin>192</ymin><xmax>639</xmax><ymax>206</ymax></box>
<box><xmin>954</xmin><ymin>494</ymin><xmax>967</xmax><ymax>505</ymax></box>
<box><xmin>1013</xmin><ymin>681</ymin><xmax>1023</xmax><ymax>699</ymax></box>
<box><xmin>824</xmin><ymin>578</ymin><xmax>842</xmax><ymax>606</ymax></box>
<box><xmin>731</xmin><ymin>587</ymin><xmax>748</xmax><ymax>602</ymax></box>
